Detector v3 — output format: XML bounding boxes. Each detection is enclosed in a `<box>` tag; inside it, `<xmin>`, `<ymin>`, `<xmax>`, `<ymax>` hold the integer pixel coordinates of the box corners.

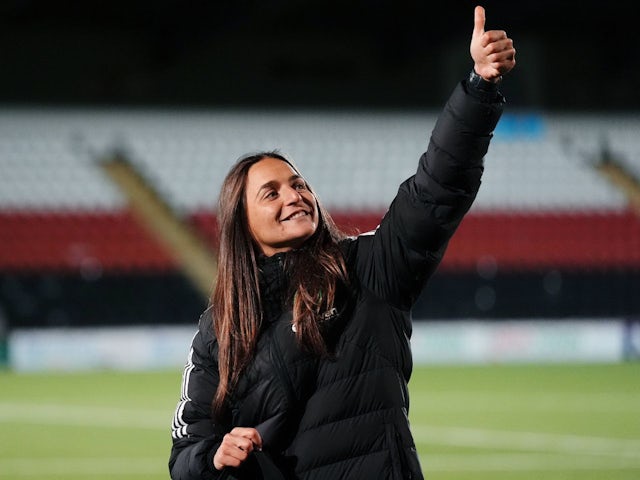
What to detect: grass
<box><xmin>1</xmin><ymin>362</ymin><xmax>639</xmax><ymax>479</ymax></box>
<box><xmin>410</xmin><ymin>363</ymin><xmax>640</xmax><ymax>479</ymax></box>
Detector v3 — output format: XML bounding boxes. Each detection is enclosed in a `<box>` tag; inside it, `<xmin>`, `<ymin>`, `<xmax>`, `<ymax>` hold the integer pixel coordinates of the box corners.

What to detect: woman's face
<box><xmin>245</xmin><ymin>157</ymin><xmax>318</xmax><ymax>256</ymax></box>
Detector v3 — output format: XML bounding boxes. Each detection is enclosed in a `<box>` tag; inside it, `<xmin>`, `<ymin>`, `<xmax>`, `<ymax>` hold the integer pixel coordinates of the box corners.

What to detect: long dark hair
<box><xmin>211</xmin><ymin>150</ymin><xmax>349</xmax><ymax>415</ymax></box>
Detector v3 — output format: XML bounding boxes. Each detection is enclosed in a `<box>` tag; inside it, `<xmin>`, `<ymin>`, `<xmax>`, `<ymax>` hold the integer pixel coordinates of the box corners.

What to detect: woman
<box><xmin>169</xmin><ymin>6</ymin><xmax>515</xmax><ymax>479</ymax></box>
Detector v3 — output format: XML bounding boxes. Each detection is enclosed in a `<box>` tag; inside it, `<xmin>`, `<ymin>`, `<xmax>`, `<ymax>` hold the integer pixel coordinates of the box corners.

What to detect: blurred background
<box><xmin>0</xmin><ymin>1</ymin><xmax>639</xmax><ymax>479</ymax></box>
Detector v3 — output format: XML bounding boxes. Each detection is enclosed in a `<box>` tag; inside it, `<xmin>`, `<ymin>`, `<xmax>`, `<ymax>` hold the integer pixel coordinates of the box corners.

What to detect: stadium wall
<box><xmin>7</xmin><ymin>319</ymin><xmax>640</xmax><ymax>372</ymax></box>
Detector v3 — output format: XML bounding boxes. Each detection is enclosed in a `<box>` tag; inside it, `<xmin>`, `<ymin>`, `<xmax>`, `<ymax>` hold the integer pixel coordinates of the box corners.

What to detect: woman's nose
<box><xmin>283</xmin><ymin>186</ymin><xmax>303</xmax><ymax>203</ymax></box>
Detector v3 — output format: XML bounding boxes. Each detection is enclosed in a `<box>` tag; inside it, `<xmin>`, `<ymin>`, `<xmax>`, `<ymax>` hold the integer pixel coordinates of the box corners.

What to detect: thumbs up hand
<box><xmin>470</xmin><ymin>6</ymin><xmax>516</xmax><ymax>82</ymax></box>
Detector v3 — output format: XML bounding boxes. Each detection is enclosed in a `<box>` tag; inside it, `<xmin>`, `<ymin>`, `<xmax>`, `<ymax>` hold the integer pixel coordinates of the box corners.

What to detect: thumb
<box><xmin>473</xmin><ymin>5</ymin><xmax>485</xmax><ymax>37</ymax></box>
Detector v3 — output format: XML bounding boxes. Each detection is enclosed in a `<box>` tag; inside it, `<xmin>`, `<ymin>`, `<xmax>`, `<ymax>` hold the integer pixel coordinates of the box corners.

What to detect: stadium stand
<box><xmin>1</xmin><ymin>109</ymin><xmax>639</xmax><ymax>327</ymax></box>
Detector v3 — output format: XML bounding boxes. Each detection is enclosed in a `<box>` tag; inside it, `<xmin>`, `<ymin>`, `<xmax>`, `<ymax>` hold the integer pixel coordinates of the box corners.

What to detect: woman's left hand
<box><xmin>470</xmin><ymin>5</ymin><xmax>516</xmax><ymax>81</ymax></box>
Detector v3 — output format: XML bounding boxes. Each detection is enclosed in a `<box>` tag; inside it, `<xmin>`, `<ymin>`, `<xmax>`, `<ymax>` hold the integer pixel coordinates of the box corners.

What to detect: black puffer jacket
<box><xmin>169</xmin><ymin>79</ymin><xmax>504</xmax><ymax>480</ymax></box>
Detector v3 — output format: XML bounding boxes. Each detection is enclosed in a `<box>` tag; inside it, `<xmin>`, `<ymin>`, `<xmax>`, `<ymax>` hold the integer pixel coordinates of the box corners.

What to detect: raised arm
<box><xmin>351</xmin><ymin>6</ymin><xmax>515</xmax><ymax>310</ymax></box>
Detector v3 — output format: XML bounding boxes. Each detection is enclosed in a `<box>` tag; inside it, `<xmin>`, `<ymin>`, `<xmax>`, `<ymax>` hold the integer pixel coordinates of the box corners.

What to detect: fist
<box><xmin>213</xmin><ymin>427</ymin><xmax>263</xmax><ymax>471</ymax></box>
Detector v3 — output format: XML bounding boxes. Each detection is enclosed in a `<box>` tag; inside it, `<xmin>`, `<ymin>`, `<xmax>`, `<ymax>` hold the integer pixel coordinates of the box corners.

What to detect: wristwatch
<box><xmin>468</xmin><ymin>69</ymin><xmax>501</xmax><ymax>92</ymax></box>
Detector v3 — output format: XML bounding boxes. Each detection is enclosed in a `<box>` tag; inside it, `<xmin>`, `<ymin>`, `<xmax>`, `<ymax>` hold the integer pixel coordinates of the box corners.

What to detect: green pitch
<box><xmin>1</xmin><ymin>362</ymin><xmax>638</xmax><ymax>479</ymax></box>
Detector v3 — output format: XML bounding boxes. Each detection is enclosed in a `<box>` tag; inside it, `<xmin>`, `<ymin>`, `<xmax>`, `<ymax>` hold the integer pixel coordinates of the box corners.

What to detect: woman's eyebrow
<box><xmin>256</xmin><ymin>175</ymin><xmax>303</xmax><ymax>198</ymax></box>
<box><xmin>256</xmin><ymin>180</ymin><xmax>278</xmax><ymax>198</ymax></box>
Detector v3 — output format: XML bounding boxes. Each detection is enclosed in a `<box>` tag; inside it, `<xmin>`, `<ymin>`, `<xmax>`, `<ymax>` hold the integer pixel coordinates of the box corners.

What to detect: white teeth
<box><xmin>285</xmin><ymin>211</ymin><xmax>308</xmax><ymax>221</ymax></box>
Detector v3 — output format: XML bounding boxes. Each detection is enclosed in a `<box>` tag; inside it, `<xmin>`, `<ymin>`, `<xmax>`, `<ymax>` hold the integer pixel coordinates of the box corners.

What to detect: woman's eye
<box><xmin>265</xmin><ymin>190</ymin><xmax>277</xmax><ymax>199</ymax></box>
<box><xmin>294</xmin><ymin>182</ymin><xmax>306</xmax><ymax>190</ymax></box>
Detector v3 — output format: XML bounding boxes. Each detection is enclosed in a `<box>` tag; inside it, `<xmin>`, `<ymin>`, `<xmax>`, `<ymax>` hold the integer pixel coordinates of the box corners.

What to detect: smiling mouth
<box><xmin>282</xmin><ymin>211</ymin><xmax>310</xmax><ymax>222</ymax></box>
